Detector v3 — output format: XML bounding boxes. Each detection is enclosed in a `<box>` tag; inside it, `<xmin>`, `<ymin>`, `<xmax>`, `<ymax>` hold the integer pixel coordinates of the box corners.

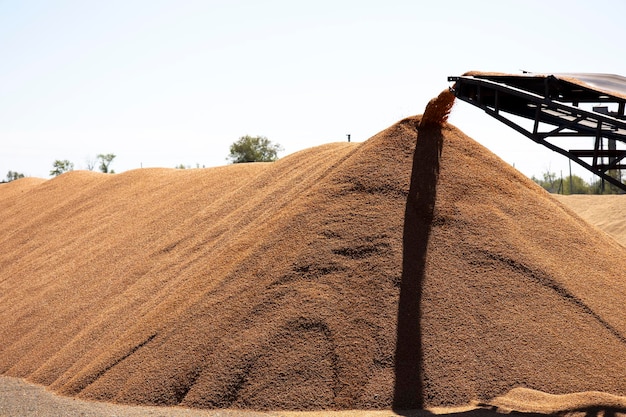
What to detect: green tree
<box><xmin>589</xmin><ymin>177</ymin><xmax>624</xmax><ymax>194</ymax></box>
<box><xmin>228</xmin><ymin>135</ymin><xmax>283</xmax><ymax>163</ymax></box>
<box><xmin>4</xmin><ymin>171</ymin><xmax>25</xmax><ymax>182</ymax></box>
<box><xmin>561</xmin><ymin>174</ymin><xmax>591</xmax><ymax>194</ymax></box>
<box><xmin>531</xmin><ymin>169</ymin><xmax>626</xmax><ymax>194</ymax></box>
<box><xmin>97</xmin><ymin>153</ymin><xmax>116</xmax><ymax>173</ymax></box>
<box><xmin>50</xmin><ymin>159</ymin><xmax>74</xmax><ymax>177</ymax></box>
<box><xmin>531</xmin><ymin>170</ymin><xmax>560</xmax><ymax>193</ymax></box>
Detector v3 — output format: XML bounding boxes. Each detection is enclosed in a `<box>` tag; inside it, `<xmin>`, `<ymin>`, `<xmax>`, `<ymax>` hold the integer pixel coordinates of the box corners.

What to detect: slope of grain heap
<box><xmin>2</xmin><ymin>96</ymin><xmax>626</xmax><ymax>413</ymax></box>
<box><xmin>554</xmin><ymin>194</ymin><xmax>626</xmax><ymax>247</ymax></box>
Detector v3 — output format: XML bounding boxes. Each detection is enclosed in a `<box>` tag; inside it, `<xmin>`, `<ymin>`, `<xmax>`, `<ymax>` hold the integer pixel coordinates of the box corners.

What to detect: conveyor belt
<box><xmin>448</xmin><ymin>72</ymin><xmax>626</xmax><ymax>192</ymax></box>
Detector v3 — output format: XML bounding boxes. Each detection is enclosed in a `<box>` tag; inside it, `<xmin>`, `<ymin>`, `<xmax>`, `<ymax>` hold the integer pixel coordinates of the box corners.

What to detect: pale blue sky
<box><xmin>2</xmin><ymin>0</ymin><xmax>625</xmax><ymax>180</ymax></box>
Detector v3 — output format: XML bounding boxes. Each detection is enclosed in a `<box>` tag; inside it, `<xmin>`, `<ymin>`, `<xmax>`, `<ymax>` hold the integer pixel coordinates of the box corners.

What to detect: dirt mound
<box><xmin>1</xmin><ymin>114</ymin><xmax>626</xmax><ymax>412</ymax></box>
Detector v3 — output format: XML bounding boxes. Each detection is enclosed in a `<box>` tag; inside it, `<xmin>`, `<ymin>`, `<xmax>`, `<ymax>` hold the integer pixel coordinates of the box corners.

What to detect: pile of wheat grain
<box><xmin>1</xmin><ymin>111</ymin><xmax>626</xmax><ymax>412</ymax></box>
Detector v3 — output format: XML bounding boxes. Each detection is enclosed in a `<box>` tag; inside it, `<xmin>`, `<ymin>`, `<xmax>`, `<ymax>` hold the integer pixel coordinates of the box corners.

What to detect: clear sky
<box><xmin>2</xmin><ymin>0</ymin><xmax>625</xmax><ymax>181</ymax></box>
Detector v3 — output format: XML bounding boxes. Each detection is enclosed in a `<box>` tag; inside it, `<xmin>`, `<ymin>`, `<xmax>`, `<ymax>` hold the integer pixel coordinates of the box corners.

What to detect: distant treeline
<box><xmin>532</xmin><ymin>171</ymin><xmax>625</xmax><ymax>194</ymax></box>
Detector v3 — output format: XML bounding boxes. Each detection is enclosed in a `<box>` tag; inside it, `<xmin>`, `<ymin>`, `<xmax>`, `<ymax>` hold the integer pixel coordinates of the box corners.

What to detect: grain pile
<box><xmin>2</xmin><ymin>105</ymin><xmax>626</xmax><ymax>413</ymax></box>
<box><xmin>554</xmin><ymin>194</ymin><xmax>626</xmax><ymax>247</ymax></box>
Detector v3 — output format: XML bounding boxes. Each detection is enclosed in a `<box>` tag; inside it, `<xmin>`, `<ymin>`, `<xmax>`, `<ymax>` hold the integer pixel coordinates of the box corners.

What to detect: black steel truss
<box><xmin>448</xmin><ymin>74</ymin><xmax>626</xmax><ymax>192</ymax></box>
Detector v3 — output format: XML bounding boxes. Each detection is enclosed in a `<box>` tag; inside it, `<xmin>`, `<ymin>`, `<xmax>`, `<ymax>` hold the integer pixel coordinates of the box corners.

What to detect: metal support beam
<box><xmin>448</xmin><ymin>75</ymin><xmax>626</xmax><ymax>192</ymax></box>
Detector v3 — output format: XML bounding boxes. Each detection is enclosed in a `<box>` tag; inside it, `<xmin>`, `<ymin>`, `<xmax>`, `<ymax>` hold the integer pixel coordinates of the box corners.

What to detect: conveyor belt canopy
<box><xmin>448</xmin><ymin>72</ymin><xmax>626</xmax><ymax>192</ymax></box>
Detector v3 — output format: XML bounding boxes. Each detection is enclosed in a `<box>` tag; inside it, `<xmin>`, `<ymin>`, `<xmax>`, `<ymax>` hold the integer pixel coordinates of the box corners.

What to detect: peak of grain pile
<box><xmin>2</xmin><ymin>111</ymin><xmax>626</xmax><ymax>413</ymax></box>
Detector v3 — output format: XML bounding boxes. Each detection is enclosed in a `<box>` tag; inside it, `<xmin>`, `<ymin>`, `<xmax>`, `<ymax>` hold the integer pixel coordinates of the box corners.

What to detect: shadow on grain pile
<box><xmin>394</xmin><ymin>90</ymin><xmax>455</xmax><ymax>411</ymax></box>
<box><xmin>2</xmin><ymin>88</ymin><xmax>626</xmax><ymax>416</ymax></box>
